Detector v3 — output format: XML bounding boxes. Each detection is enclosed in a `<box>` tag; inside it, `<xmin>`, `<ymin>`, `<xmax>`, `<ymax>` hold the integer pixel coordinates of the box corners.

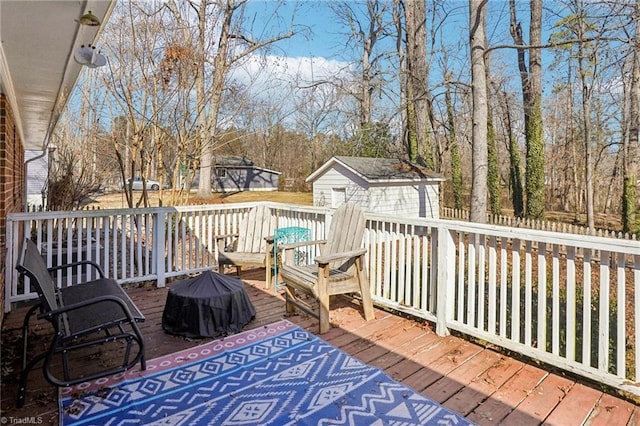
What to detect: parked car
<box><xmin>126</xmin><ymin>177</ymin><xmax>161</xmax><ymax>191</ymax></box>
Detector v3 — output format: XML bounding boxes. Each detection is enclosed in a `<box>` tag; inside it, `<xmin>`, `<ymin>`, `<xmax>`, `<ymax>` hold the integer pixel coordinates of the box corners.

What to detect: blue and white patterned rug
<box><xmin>60</xmin><ymin>320</ymin><xmax>473</xmax><ymax>425</ymax></box>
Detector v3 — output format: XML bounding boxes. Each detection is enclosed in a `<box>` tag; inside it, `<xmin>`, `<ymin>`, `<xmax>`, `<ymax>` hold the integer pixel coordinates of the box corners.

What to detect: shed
<box><xmin>307</xmin><ymin>156</ymin><xmax>445</xmax><ymax>219</ymax></box>
<box><xmin>212</xmin><ymin>156</ymin><xmax>281</xmax><ymax>192</ymax></box>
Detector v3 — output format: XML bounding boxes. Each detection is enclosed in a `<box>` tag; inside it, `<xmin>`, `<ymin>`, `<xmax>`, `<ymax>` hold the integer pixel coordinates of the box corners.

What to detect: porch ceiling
<box><xmin>0</xmin><ymin>0</ymin><xmax>114</xmax><ymax>151</ymax></box>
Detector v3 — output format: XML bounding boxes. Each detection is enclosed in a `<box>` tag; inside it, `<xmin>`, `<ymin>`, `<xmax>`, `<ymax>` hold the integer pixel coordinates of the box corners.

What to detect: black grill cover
<box><xmin>162</xmin><ymin>271</ymin><xmax>256</xmax><ymax>338</ymax></box>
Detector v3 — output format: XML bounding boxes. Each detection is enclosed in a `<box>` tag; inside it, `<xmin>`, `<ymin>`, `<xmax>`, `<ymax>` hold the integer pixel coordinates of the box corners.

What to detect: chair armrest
<box><xmin>216</xmin><ymin>233</ymin><xmax>239</xmax><ymax>252</ymax></box>
<box><xmin>47</xmin><ymin>260</ymin><xmax>106</xmax><ymax>279</ymax></box>
<box><xmin>315</xmin><ymin>248</ymin><xmax>367</xmax><ymax>265</ymax></box>
<box><xmin>39</xmin><ymin>295</ymin><xmax>139</xmax><ymax>323</ymax></box>
<box><xmin>215</xmin><ymin>233</ymin><xmax>239</xmax><ymax>241</ymax></box>
<box><xmin>281</xmin><ymin>240</ymin><xmax>325</xmax><ymax>266</ymax></box>
<box><xmin>280</xmin><ymin>239</ymin><xmax>326</xmax><ymax>250</ymax></box>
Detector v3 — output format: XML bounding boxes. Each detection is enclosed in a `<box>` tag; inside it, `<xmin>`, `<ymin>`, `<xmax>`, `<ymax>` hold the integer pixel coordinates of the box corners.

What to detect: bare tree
<box><xmin>164</xmin><ymin>0</ymin><xmax>296</xmax><ymax>196</ymax></box>
<box><xmin>331</xmin><ymin>0</ymin><xmax>392</xmax><ymax>130</ymax></box>
<box><xmin>101</xmin><ymin>1</ymin><xmax>177</xmax><ymax>208</ymax></box>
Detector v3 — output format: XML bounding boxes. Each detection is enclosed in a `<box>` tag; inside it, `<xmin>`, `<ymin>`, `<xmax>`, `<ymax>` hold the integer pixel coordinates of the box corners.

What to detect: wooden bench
<box><xmin>16</xmin><ymin>238</ymin><xmax>146</xmax><ymax>408</ymax></box>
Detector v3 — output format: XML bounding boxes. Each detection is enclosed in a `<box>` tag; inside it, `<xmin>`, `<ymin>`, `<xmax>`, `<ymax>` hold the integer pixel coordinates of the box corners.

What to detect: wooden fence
<box><xmin>441</xmin><ymin>207</ymin><xmax>637</xmax><ymax>240</ymax></box>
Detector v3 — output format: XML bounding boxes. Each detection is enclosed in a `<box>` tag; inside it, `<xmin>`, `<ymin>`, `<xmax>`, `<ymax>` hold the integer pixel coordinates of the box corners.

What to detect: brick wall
<box><xmin>0</xmin><ymin>94</ymin><xmax>25</xmax><ymax>324</ymax></box>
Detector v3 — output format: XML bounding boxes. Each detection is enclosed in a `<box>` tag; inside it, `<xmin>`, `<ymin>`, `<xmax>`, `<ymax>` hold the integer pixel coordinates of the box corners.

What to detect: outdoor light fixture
<box><xmin>77</xmin><ymin>10</ymin><xmax>101</xmax><ymax>26</ymax></box>
<box><xmin>73</xmin><ymin>44</ymin><xmax>107</xmax><ymax>68</ymax></box>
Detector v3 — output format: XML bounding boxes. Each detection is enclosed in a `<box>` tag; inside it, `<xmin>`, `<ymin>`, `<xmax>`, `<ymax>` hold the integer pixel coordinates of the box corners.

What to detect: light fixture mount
<box><xmin>77</xmin><ymin>10</ymin><xmax>101</xmax><ymax>26</ymax></box>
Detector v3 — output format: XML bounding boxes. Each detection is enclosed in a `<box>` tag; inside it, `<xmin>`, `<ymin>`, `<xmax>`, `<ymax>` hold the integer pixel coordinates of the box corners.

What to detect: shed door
<box><xmin>331</xmin><ymin>188</ymin><xmax>346</xmax><ymax>208</ymax></box>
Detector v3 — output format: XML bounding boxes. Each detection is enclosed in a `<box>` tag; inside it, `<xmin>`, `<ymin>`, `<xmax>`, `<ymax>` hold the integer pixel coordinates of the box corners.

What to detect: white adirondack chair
<box><xmin>217</xmin><ymin>205</ymin><xmax>276</xmax><ymax>287</ymax></box>
<box><xmin>280</xmin><ymin>203</ymin><xmax>375</xmax><ymax>333</ymax></box>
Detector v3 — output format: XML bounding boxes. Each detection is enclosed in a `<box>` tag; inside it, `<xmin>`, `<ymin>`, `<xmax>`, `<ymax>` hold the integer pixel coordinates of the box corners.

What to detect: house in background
<box><xmin>213</xmin><ymin>156</ymin><xmax>281</xmax><ymax>192</ymax></box>
<box><xmin>25</xmin><ymin>149</ymin><xmax>55</xmax><ymax>209</ymax></box>
<box><xmin>307</xmin><ymin>156</ymin><xmax>445</xmax><ymax>219</ymax></box>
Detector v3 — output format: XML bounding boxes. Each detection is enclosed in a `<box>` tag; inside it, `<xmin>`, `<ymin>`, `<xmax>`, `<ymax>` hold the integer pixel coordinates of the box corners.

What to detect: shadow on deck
<box><xmin>1</xmin><ymin>268</ymin><xmax>638</xmax><ymax>425</ymax></box>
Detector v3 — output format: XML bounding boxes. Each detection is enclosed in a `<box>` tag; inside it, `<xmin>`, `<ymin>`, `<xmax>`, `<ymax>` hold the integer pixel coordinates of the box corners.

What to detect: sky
<box><xmin>243</xmin><ymin>1</ymin><xmax>353</xmax><ymax>59</ymax></box>
<box><xmin>78</xmin><ymin>0</ymin><xmax>578</xmax><ymax>135</ymax></box>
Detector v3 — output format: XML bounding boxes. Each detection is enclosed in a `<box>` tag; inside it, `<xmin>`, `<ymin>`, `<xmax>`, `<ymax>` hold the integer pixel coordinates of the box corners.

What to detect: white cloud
<box><xmin>231</xmin><ymin>54</ymin><xmax>352</xmax><ymax>100</ymax></box>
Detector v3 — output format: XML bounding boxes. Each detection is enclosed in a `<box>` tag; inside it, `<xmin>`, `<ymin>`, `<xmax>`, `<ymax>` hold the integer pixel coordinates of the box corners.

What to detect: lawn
<box><xmin>89</xmin><ymin>190</ymin><xmax>313</xmax><ymax>209</ymax></box>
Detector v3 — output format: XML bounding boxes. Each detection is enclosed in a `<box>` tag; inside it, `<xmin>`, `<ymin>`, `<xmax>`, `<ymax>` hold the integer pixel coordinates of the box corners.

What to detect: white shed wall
<box><xmin>368</xmin><ymin>182</ymin><xmax>440</xmax><ymax>219</ymax></box>
<box><xmin>311</xmin><ymin>163</ymin><xmax>440</xmax><ymax>218</ymax></box>
<box><xmin>312</xmin><ymin>165</ymin><xmax>370</xmax><ymax>208</ymax></box>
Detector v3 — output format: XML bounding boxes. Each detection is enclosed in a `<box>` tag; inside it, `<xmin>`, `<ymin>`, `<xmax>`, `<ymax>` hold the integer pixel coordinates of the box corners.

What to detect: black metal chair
<box><xmin>16</xmin><ymin>238</ymin><xmax>146</xmax><ymax>408</ymax></box>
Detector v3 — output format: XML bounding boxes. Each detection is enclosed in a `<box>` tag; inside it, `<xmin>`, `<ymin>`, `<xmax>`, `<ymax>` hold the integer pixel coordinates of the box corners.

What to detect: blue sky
<box><xmin>244</xmin><ymin>1</ymin><xmax>352</xmax><ymax>59</ymax></box>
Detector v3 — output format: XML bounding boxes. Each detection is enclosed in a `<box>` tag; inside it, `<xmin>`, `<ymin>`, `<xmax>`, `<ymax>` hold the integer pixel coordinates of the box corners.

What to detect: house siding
<box><xmin>0</xmin><ymin>94</ymin><xmax>25</xmax><ymax>324</ymax></box>
<box><xmin>25</xmin><ymin>150</ymin><xmax>48</xmax><ymax>208</ymax></box>
<box><xmin>213</xmin><ymin>167</ymin><xmax>280</xmax><ymax>192</ymax></box>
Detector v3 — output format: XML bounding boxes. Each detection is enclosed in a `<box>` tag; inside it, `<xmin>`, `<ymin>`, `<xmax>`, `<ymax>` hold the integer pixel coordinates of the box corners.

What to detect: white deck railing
<box><xmin>5</xmin><ymin>202</ymin><xmax>640</xmax><ymax>398</ymax></box>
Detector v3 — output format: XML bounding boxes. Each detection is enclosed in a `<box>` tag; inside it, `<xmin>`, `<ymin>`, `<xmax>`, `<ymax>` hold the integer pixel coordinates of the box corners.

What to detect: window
<box><xmin>216</xmin><ymin>168</ymin><xmax>227</xmax><ymax>178</ymax></box>
<box><xmin>331</xmin><ymin>188</ymin><xmax>346</xmax><ymax>208</ymax></box>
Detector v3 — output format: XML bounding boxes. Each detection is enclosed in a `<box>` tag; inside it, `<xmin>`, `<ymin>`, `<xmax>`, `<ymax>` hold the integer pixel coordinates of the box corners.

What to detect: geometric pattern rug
<box><xmin>60</xmin><ymin>319</ymin><xmax>474</xmax><ymax>425</ymax></box>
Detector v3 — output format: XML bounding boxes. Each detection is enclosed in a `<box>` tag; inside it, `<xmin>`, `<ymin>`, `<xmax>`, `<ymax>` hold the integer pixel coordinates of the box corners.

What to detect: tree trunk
<box><xmin>486</xmin><ymin>67</ymin><xmax>500</xmax><ymax>215</ymax></box>
<box><xmin>510</xmin><ymin>0</ymin><xmax>545</xmax><ymax>220</ymax></box>
<box><xmin>623</xmin><ymin>0</ymin><xmax>640</xmax><ymax>234</ymax></box>
<box><xmin>446</xmin><ymin>85</ymin><xmax>463</xmax><ymax>210</ymax></box>
<box><xmin>526</xmin><ymin>0</ymin><xmax>545</xmax><ymax>219</ymax></box>
<box><xmin>574</xmin><ymin>4</ymin><xmax>595</xmax><ymax>231</ymax></box>
<box><xmin>504</xmin><ymin>91</ymin><xmax>524</xmax><ymax>217</ymax></box>
<box><xmin>469</xmin><ymin>0</ymin><xmax>488</xmax><ymax>223</ymax></box>
<box><xmin>405</xmin><ymin>0</ymin><xmax>432</xmax><ymax>168</ymax></box>
<box><xmin>197</xmin><ymin>0</ymin><xmax>217</xmax><ymax>197</ymax></box>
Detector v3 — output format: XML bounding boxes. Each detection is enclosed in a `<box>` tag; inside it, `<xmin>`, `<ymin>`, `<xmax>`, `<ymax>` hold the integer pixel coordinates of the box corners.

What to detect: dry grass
<box><xmin>85</xmin><ymin>190</ymin><xmax>313</xmax><ymax>209</ymax></box>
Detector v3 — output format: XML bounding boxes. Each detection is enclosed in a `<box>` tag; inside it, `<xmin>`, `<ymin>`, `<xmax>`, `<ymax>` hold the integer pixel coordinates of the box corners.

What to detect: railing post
<box><xmin>435</xmin><ymin>225</ymin><xmax>455</xmax><ymax>336</ymax></box>
<box><xmin>154</xmin><ymin>209</ymin><xmax>166</xmax><ymax>288</ymax></box>
<box><xmin>4</xmin><ymin>217</ymin><xmax>15</xmax><ymax>313</ymax></box>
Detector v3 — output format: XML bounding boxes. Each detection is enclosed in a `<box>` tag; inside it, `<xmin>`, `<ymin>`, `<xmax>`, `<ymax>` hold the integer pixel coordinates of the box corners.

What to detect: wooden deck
<box><xmin>1</xmin><ymin>268</ymin><xmax>638</xmax><ymax>425</ymax></box>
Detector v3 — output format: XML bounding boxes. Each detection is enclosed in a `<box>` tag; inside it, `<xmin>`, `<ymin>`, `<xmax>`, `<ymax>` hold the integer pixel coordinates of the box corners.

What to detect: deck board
<box><xmin>542</xmin><ymin>383</ymin><xmax>603</xmax><ymax>425</ymax></box>
<box><xmin>443</xmin><ymin>356</ymin><xmax>524</xmax><ymax>416</ymax></box>
<box><xmin>424</xmin><ymin>349</ymin><xmax>504</xmax><ymax>404</ymax></box>
<box><xmin>1</xmin><ymin>267</ymin><xmax>638</xmax><ymax>425</ymax></box>
<box><xmin>501</xmin><ymin>374</ymin><xmax>576</xmax><ymax>425</ymax></box>
<box><xmin>584</xmin><ymin>392</ymin><xmax>637</xmax><ymax>425</ymax></box>
<box><xmin>466</xmin><ymin>363</ymin><xmax>550</xmax><ymax>424</ymax></box>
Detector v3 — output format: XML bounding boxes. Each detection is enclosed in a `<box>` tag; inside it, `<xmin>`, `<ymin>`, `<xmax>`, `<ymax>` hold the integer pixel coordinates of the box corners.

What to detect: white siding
<box><xmin>25</xmin><ymin>150</ymin><xmax>48</xmax><ymax>208</ymax></box>
<box><xmin>368</xmin><ymin>182</ymin><xmax>439</xmax><ymax>218</ymax></box>
<box><xmin>312</xmin><ymin>164</ymin><xmax>369</xmax><ymax>208</ymax></box>
<box><xmin>310</xmin><ymin>162</ymin><xmax>440</xmax><ymax>218</ymax></box>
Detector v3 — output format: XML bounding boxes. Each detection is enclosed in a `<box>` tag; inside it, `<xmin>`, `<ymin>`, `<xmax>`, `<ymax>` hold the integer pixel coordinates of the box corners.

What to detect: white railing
<box><xmin>4</xmin><ymin>202</ymin><xmax>328</xmax><ymax>304</ymax></box>
<box><xmin>5</xmin><ymin>203</ymin><xmax>640</xmax><ymax>398</ymax></box>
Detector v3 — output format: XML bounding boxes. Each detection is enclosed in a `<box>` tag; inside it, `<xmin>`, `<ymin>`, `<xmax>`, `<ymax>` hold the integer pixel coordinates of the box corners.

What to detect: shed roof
<box><xmin>307</xmin><ymin>156</ymin><xmax>445</xmax><ymax>183</ymax></box>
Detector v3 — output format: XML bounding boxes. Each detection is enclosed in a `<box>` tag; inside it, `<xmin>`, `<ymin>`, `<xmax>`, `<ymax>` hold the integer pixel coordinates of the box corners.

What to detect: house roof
<box><xmin>0</xmin><ymin>1</ymin><xmax>115</xmax><ymax>151</ymax></box>
<box><xmin>214</xmin><ymin>156</ymin><xmax>281</xmax><ymax>175</ymax></box>
<box><xmin>306</xmin><ymin>156</ymin><xmax>445</xmax><ymax>184</ymax></box>
<box><xmin>214</xmin><ymin>156</ymin><xmax>254</xmax><ymax>167</ymax></box>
